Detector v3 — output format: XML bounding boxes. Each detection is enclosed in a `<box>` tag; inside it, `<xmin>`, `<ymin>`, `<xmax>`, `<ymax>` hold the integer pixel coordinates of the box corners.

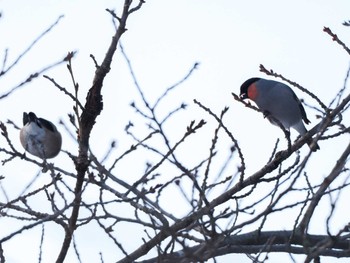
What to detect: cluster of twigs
<box><xmin>0</xmin><ymin>2</ymin><xmax>350</xmax><ymax>263</ymax></box>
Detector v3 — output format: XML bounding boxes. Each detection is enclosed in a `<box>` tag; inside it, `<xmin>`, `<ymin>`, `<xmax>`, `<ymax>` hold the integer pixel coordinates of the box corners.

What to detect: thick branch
<box><xmin>55</xmin><ymin>1</ymin><xmax>139</xmax><ymax>262</ymax></box>
<box><xmin>297</xmin><ymin>142</ymin><xmax>350</xmax><ymax>233</ymax></box>
<box><xmin>118</xmin><ymin>80</ymin><xmax>350</xmax><ymax>263</ymax></box>
<box><xmin>137</xmin><ymin>230</ymin><xmax>350</xmax><ymax>263</ymax></box>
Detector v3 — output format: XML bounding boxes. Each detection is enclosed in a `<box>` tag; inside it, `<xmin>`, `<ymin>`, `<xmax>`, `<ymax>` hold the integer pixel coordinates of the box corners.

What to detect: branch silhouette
<box><xmin>0</xmin><ymin>3</ymin><xmax>349</xmax><ymax>263</ymax></box>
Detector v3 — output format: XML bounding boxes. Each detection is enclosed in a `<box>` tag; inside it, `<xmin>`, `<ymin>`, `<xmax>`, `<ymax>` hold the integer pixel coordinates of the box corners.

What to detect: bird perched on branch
<box><xmin>20</xmin><ymin>112</ymin><xmax>62</xmax><ymax>159</ymax></box>
<box><xmin>240</xmin><ymin>77</ymin><xmax>320</xmax><ymax>151</ymax></box>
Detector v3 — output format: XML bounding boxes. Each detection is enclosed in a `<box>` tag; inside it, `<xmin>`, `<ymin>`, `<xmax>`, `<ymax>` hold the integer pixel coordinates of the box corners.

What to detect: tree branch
<box><xmin>55</xmin><ymin>1</ymin><xmax>143</xmax><ymax>262</ymax></box>
<box><xmin>137</xmin><ymin>230</ymin><xmax>350</xmax><ymax>263</ymax></box>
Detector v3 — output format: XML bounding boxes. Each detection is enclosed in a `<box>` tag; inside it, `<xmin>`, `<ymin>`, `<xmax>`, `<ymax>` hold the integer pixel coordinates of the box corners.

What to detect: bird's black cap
<box><xmin>23</xmin><ymin>112</ymin><xmax>38</xmax><ymax>125</ymax></box>
<box><xmin>240</xmin><ymin>77</ymin><xmax>260</xmax><ymax>99</ymax></box>
<box><xmin>22</xmin><ymin>112</ymin><xmax>57</xmax><ymax>132</ymax></box>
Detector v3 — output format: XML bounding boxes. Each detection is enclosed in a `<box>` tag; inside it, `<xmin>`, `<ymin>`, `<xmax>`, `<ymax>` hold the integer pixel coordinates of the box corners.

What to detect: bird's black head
<box><xmin>240</xmin><ymin>77</ymin><xmax>260</xmax><ymax>99</ymax></box>
<box><xmin>22</xmin><ymin>112</ymin><xmax>56</xmax><ymax>132</ymax></box>
<box><xmin>23</xmin><ymin>112</ymin><xmax>38</xmax><ymax>125</ymax></box>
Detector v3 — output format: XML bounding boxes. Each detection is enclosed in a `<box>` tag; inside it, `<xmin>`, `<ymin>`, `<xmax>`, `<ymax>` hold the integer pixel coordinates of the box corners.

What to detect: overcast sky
<box><xmin>1</xmin><ymin>1</ymin><xmax>350</xmax><ymax>262</ymax></box>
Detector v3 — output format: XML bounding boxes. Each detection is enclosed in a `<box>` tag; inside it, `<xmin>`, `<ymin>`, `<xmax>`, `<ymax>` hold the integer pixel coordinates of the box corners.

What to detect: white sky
<box><xmin>0</xmin><ymin>0</ymin><xmax>350</xmax><ymax>262</ymax></box>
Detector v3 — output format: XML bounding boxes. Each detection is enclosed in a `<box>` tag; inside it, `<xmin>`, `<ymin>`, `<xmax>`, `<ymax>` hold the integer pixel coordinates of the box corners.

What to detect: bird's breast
<box><xmin>247</xmin><ymin>83</ymin><xmax>258</xmax><ymax>101</ymax></box>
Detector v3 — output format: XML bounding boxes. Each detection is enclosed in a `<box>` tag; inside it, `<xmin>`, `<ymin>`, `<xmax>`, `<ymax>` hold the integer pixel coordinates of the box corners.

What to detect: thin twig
<box><xmin>259</xmin><ymin>64</ymin><xmax>329</xmax><ymax>113</ymax></box>
<box><xmin>0</xmin><ymin>15</ymin><xmax>64</xmax><ymax>77</ymax></box>
<box><xmin>323</xmin><ymin>27</ymin><xmax>350</xmax><ymax>55</ymax></box>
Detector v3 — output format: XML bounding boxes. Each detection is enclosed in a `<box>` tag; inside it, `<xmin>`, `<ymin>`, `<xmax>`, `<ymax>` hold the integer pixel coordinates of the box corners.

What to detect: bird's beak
<box><xmin>240</xmin><ymin>93</ymin><xmax>248</xmax><ymax>99</ymax></box>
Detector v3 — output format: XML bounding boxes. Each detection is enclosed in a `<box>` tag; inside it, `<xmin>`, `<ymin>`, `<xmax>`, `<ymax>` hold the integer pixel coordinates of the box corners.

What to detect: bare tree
<box><xmin>0</xmin><ymin>1</ymin><xmax>350</xmax><ymax>263</ymax></box>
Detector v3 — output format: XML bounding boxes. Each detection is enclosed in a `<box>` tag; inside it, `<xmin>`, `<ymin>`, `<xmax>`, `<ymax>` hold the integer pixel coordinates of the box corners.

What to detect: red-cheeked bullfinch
<box><xmin>20</xmin><ymin>112</ymin><xmax>62</xmax><ymax>159</ymax></box>
<box><xmin>240</xmin><ymin>78</ymin><xmax>319</xmax><ymax>151</ymax></box>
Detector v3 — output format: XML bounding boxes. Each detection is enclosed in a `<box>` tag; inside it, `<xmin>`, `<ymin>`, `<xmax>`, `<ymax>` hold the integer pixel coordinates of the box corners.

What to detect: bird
<box><xmin>240</xmin><ymin>77</ymin><xmax>320</xmax><ymax>151</ymax></box>
<box><xmin>20</xmin><ymin>112</ymin><xmax>62</xmax><ymax>159</ymax></box>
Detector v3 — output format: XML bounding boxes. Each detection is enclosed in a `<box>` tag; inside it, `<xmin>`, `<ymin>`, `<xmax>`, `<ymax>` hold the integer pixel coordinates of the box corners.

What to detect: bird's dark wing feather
<box><xmin>292</xmin><ymin>92</ymin><xmax>310</xmax><ymax>124</ymax></box>
<box><xmin>38</xmin><ymin>118</ymin><xmax>57</xmax><ymax>132</ymax></box>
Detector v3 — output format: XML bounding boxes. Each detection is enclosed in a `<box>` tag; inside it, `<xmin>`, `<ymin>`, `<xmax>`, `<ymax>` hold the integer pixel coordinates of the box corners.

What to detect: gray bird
<box><xmin>20</xmin><ymin>112</ymin><xmax>62</xmax><ymax>158</ymax></box>
<box><xmin>240</xmin><ymin>78</ymin><xmax>319</xmax><ymax>151</ymax></box>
